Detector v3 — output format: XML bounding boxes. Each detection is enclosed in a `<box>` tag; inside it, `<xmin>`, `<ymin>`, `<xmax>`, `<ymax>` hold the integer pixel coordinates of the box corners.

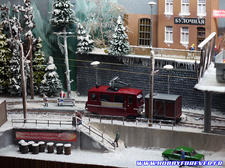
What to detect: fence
<box><xmin>85</xmin><ymin>113</ymin><xmax>176</xmax><ymax>129</ymax></box>
<box><xmin>11</xmin><ymin>119</ymin><xmax>72</xmax><ymax>127</ymax></box>
<box><xmin>129</xmin><ymin>45</ymin><xmax>201</xmax><ymax>61</ymax></box>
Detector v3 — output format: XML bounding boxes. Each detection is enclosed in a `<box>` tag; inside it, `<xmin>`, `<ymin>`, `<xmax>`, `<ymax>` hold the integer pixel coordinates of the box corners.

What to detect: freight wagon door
<box><xmin>154</xmin><ymin>100</ymin><xmax>165</xmax><ymax>118</ymax></box>
<box><xmin>165</xmin><ymin>101</ymin><xmax>175</xmax><ymax>119</ymax></box>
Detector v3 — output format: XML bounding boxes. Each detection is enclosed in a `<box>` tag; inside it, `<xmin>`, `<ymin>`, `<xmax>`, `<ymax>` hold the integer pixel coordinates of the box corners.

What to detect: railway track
<box><xmin>6</xmin><ymin>101</ymin><xmax>225</xmax><ymax>132</ymax></box>
<box><xmin>183</xmin><ymin>111</ymin><xmax>225</xmax><ymax>122</ymax></box>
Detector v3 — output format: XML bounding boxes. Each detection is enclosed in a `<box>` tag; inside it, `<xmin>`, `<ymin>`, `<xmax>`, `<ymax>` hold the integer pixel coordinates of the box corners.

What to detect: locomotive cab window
<box><xmin>114</xmin><ymin>95</ymin><xmax>124</xmax><ymax>103</ymax></box>
<box><xmin>100</xmin><ymin>94</ymin><xmax>111</xmax><ymax>102</ymax></box>
<box><xmin>137</xmin><ymin>94</ymin><xmax>143</xmax><ymax>104</ymax></box>
<box><xmin>128</xmin><ymin>96</ymin><xmax>133</xmax><ymax>104</ymax></box>
<box><xmin>91</xmin><ymin>93</ymin><xmax>97</xmax><ymax>101</ymax></box>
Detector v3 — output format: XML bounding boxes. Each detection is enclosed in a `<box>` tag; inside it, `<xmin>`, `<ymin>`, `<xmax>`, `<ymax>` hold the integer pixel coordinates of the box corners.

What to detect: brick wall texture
<box><xmin>76</xmin><ymin>53</ymin><xmax>225</xmax><ymax>113</ymax></box>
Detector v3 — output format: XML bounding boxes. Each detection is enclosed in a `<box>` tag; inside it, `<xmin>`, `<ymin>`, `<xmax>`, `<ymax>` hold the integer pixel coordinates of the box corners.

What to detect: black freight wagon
<box><xmin>145</xmin><ymin>93</ymin><xmax>182</xmax><ymax>122</ymax></box>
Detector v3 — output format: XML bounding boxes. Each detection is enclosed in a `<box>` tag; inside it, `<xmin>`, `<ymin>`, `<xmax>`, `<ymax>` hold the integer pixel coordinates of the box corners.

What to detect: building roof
<box><xmin>145</xmin><ymin>93</ymin><xmax>181</xmax><ymax>101</ymax></box>
<box><xmin>194</xmin><ymin>63</ymin><xmax>225</xmax><ymax>93</ymax></box>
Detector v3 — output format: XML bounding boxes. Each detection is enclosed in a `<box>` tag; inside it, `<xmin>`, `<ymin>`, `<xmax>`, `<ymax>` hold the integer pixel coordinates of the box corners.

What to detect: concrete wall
<box><xmin>0</xmin><ymin>128</ymin><xmax>108</xmax><ymax>152</ymax></box>
<box><xmin>0</xmin><ymin>129</ymin><xmax>14</xmax><ymax>148</ymax></box>
<box><xmin>76</xmin><ymin>53</ymin><xmax>225</xmax><ymax>112</ymax></box>
<box><xmin>80</xmin><ymin>131</ymin><xmax>108</xmax><ymax>152</ymax></box>
<box><xmin>93</xmin><ymin>123</ymin><xmax>225</xmax><ymax>152</ymax></box>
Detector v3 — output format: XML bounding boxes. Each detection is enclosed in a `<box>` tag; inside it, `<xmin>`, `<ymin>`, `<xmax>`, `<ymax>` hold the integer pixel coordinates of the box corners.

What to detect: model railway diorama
<box><xmin>85</xmin><ymin>77</ymin><xmax>182</xmax><ymax>122</ymax></box>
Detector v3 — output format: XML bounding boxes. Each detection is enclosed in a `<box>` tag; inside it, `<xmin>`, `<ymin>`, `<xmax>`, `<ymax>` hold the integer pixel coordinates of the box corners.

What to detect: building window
<box><xmin>165</xmin><ymin>26</ymin><xmax>173</xmax><ymax>43</ymax></box>
<box><xmin>197</xmin><ymin>27</ymin><xmax>205</xmax><ymax>46</ymax></box>
<box><xmin>165</xmin><ymin>0</ymin><xmax>173</xmax><ymax>14</ymax></box>
<box><xmin>197</xmin><ymin>0</ymin><xmax>206</xmax><ymax>17</ymax></box>
<box><xmin>180</xmin><ymin>27</ymin><xmax>189</xmax><ymax>44</ymax></box>
<box><xmin>181</xmin><ymin>0</ymin><xmax>189</xmax><ymax>15</ymax></box>
<box><xmin>139</xmin><ymin>18</ymin><xmax>150</xmax><ymax>46</ymax></box>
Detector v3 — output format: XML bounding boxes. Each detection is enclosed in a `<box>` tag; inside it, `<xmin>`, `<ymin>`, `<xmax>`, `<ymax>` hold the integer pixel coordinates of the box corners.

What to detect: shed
<box><xmin>145</xmin><ymin>93</ymin><xmax>182</xmax><ymax>121</ymax></box>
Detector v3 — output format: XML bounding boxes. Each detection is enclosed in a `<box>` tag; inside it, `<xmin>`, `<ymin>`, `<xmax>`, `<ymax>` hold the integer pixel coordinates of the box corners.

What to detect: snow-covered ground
<box><xmin>1</xmin><ymin>92</ymin><xmax>225</xmax><ymax>167</ymax></box>
<box><xmin>0</xmin><ymin>145</ymin><xmax>223</xmax><ymax>168</ymax></box>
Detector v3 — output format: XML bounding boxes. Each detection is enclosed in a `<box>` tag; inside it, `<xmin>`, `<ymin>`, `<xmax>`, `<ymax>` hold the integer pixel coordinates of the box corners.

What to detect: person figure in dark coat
<box><xmin>114</xmin><ymin>129</ymin><xmax>120</xmax><ymax>147</ymax></box>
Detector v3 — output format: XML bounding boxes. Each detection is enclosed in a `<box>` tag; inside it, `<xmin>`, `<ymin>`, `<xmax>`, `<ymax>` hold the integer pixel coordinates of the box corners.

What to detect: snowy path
<box><xmin>0</xmin><ymin>145</ymin><xmax>223</xmax><ymax>168</ymax></box>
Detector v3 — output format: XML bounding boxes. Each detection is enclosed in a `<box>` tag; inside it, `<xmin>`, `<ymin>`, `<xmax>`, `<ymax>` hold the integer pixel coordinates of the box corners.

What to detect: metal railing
<box><xmin>129</xmin><ymin>45</ymin><xmax>201</xmax><ymax>61</ymax></box>
<box><xmin>74</xmin><ymin>116</ymin><xmax>115</xmax><ymax>149</ymax></box>
<box><xmin>85</xmin><ymin>113</ymin><xmax>176</xmax><ymax>129</ymax></box>
<box><xmin>11</xmin><ymin>119</ymin><xmax>72</xmax><ymax>127</ymax></box>
<box><xmin>197</xmin><ymin>32</ymin><xmax>216</xmax><ymax>82</ymax></box>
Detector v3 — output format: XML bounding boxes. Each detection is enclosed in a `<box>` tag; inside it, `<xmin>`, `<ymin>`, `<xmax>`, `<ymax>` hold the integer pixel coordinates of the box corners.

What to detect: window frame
<box><xmin>164</xmin><ymin>26</ymin><xmax>173</xmax><ymax>44</ymax></box>
<box><xmin>180</xmin><ymin>27</ymin><xmax>189</xmax><ymax>45</ymax></box>
<box><xmin>138</xmin><ymin>18</ymin><xmax>151</xmax><ymax>46</ymax></box>
<box><xmin>164</xmin><ymin>0</ymin><xmax>173</xmax><ymax>15</ymax></box>
<box><xmin>197</xmin><ymin>0</ymin><xmax>206</xmax><ymax>17</ymax></box>
<box><xmin>180</xmin><ymin>0</ymin><xmax>190</xmax><ymax>16</ymax></box>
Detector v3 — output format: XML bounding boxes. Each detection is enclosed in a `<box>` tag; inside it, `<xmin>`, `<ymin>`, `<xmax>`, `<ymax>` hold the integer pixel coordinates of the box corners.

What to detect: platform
<box><xmin>194</xmin><ymin>63</ymin><xmax>225</xmax><ymax>93</ymax></box>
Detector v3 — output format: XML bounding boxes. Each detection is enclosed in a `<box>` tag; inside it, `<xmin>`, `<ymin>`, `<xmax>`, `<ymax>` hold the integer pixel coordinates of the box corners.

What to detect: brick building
<box><xmin>123</xmin><ymin>0</ymin><xmax>220</xmax><ymax>49</ymax></box>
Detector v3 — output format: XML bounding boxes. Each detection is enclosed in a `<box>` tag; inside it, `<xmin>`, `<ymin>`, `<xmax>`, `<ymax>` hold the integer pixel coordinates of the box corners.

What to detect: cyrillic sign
<box><xmin>16</xmin><ymin>132</ymin><xmax>77</xmax><ymax>142</ymax></box>
<box><xmin>213</xmin><ymin>10</ymin><xmax>225</xmax><ymax>18</ymax></box>
<box><xmin>174</xmin><ymin>17</ymin><xmax>205</xmax><ymax>25</ymax></box>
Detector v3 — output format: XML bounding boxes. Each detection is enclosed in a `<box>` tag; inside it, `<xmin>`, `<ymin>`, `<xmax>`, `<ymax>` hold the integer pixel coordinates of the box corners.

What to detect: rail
<box><xmin>129</xmin><ymin>46</ymin><xmax>201</xmax><ymax>61</ymax></box>
<box><xmin>85</xmin><ymin>113</ymin><xmax>176</xmax><ymax>129</ymax></box>
<box><xmin>74</xmin><ymin>116</ymin><xmax>115</xmax><ymax>149</ymax></box>
<box><xmin>197</xmin><ymin>32</ymin><xmax>216</xmax><ymax>82</ymax></box>
<box><xmin>11</xmin><ymin>119</ymin><xmax>72</xmax><ymax>127</ymax></box>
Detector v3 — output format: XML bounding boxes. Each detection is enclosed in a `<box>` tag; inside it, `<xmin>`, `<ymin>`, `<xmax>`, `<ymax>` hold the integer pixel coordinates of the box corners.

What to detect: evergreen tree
<box><xmin>8</xmin><ymin>45</ymin><xmax>22</xmax><ymax>96</ymax></box>
<box><xmin>33</xmin><ymin>37</ymin><xmax>46</xmax><ymax>94</ymax></box>
<box><xmin>108</xmin><ymin>16</ymin><xmax>130</xmax><ymax>56</ymax></box>
<box><xmin>0</xmin><ymin>25</ymin><xmax>11</xmax><ymax>93</ymax></box>
<box><xmin>40</xmin><ymin>56</ymin><xmax>62</xmax><ymax>97</ymax></box>
<box><xmin>77</xmin><ymin>23</ymin><xmax>94</xmax><ymax>54</ymax></box>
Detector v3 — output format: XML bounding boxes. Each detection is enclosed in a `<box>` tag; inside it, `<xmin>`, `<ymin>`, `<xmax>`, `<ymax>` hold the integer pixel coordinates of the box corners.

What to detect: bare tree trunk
<box><xmin>29</xmin><ymin>36</ymin><xmax>34</xmax><ymax>99</ymax></box>
<box><xmin>19</xmin><ymin>43</ymin><xmax>27</xmax><ymax>122</ymax></box>
<box><xmin>63</xmin><ymin>26</ymin><xmax>71</xmax><ymax>98</ymax></box>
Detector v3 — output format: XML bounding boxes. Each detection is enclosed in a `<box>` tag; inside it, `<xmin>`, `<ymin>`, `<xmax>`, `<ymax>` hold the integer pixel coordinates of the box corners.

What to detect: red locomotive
<box><xmin>85</xmin><ymin>77</ymin><xmax>144</xmax><ymax>118</ymax></box>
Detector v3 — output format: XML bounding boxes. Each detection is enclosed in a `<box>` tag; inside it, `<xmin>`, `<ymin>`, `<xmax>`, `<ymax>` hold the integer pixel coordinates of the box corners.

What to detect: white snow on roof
<box><xmin>194</xmin><ymin>63</ymin><xmax>225</xmax><ymax>93</ymax></box>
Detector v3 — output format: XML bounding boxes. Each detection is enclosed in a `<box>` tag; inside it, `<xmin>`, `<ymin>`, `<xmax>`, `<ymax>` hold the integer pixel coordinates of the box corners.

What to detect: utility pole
<box><xmin>55</xmin><ymin>29</ymin><xmax>75</xmax><ymax>98</ymax></box>
<box><xmin>148</xmin><ymin>1</ymin><xmax>157</xmax><ymax>125</ymax></box>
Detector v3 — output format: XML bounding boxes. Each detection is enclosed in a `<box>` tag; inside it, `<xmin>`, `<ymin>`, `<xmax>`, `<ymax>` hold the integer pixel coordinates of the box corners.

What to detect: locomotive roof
<box><xmin>88</xmin><ymin>85</ymin><xmax>142</xmax><ymax>95</ymax></box>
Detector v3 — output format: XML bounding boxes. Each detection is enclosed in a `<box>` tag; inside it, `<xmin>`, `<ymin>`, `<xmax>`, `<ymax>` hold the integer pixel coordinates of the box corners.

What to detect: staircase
<box><xmin>74</xmin><ymin>116</ymin><xmax>124</xmax><ymax>151</ymax></box>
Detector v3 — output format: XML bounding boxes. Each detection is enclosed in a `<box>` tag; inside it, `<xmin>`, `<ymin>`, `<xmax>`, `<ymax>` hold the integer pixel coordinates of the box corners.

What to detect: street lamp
<box><xmin>148</xmin><ymin>1</ymin><xmax>156</xmax><ymax>48</ymax></box>
<box><xmin>163</xmin><ymin>65</ymin><xmax>173</xmax><ymax>94</ymax></box>
<box><xmin>91</xmin><ymin>61</ymin><xmax>100</xmax><ymax>87</ymax></box>
<box><xmin>148</xmin><ymin>1</ymin><xmax>156</xmax><ymax>125</ymax></box>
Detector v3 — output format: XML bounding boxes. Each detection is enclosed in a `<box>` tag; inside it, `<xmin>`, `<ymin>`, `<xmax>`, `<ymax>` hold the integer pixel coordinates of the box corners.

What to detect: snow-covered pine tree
<box><xmin>8</xmin><ymin>45</ymin><xmax>22</xmax><ymax>96</ymax></box>
<box><xmin>33</xmin><ymin>37</ymin><xmax>46</xmax><ymax>94</ymax></box>
<box><xmin>108</xmin><ymin>16</ymin><xmax>130</xmax><ymax>56</ymax></box>
<box><xmin>50</xmin><ymin>0</ymin><xmax>77</xmax><ymax>27</ymax></box>
<box><xmin>77</xmin><ymin>23</ymin><xmax>94</xmax><ymax>54</ymax></box>
<box><xmin>40</xmin><ymin>56</ymin><xmax>62</xmax><ymax>97</ymax></box>
<box><xmin>0</xmin><ymin>25</ymin><xmax>11</xmax><ymax>93</ymax></box>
